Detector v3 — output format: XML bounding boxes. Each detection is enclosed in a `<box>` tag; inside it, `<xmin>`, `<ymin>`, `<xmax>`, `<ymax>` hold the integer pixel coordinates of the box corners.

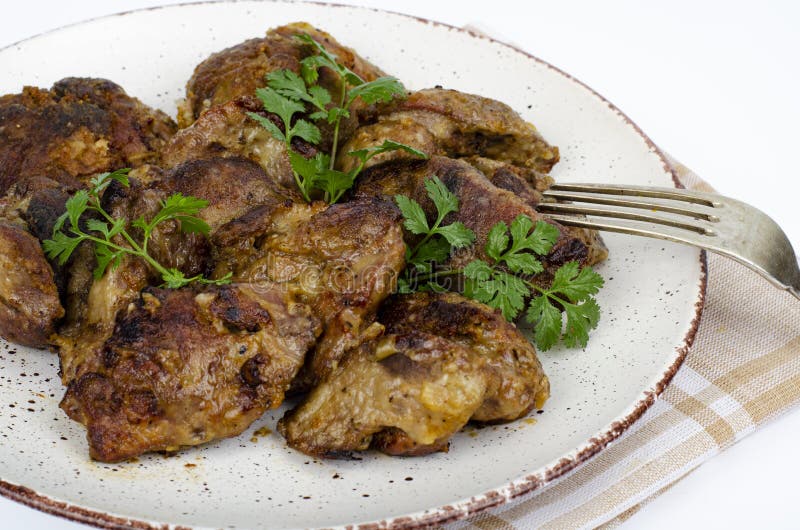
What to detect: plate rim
<box><xmin>0</xmin><ymin>1</ymin><xmax>708</xmax><ymax>528</ymax></box>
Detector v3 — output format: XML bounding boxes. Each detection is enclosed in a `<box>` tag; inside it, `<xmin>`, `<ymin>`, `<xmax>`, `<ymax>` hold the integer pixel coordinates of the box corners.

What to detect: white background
<box><xmin>1</xmin><ymin>1</ymin><xmax>798</xmax><ymax>528</ymax></box>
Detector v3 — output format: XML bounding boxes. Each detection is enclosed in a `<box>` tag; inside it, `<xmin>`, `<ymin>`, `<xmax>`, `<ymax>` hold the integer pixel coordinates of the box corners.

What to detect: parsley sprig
<box><xmin>525</xmin><ymin>262</ymin><xmax>602</xmax><ymax>350</ymax></box>
<box><xmin>394</xmin><ymin>176</ymin><xmax>475</xmax><ymax>292</ymax></box>
<box><xmin>248</xmin><ymin>34</ymin><xmax>425</xmax><ymax>203</ymax></box>
<box><xmin>463</xmin><ymin>216</ymin><xmax>603</xmax><ymax>350</ymax></box>
<box><xmin>42</xmin><ymin>169</ymin><xmax>232</xmax><ymax>289</ymax></box>
<box><xmin>394</xmin><ymin>178</ymin><xmax>604</xmax><ymax>351</ymax></box>
<box><xmin>463</xmin><ymin>216</ymin><xmax>559</xmax><ymax>320</ymax></box>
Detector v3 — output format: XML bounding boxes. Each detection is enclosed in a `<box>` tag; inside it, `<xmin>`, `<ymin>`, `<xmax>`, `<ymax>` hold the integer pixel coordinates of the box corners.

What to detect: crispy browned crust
<box><xmin>379</xmin><ymin>292</ymin><xmax>550</xmax><ymax>422</ymax></box>
<box><xmin>213</xmin><ymin>197</ymin><xmax>406</xmax><ymax>393</ymax></box>
<box><xmin>45</xmin><ymin>172</ymin><xmax>328</xmax><ymax>462</ymax></box>
<box><xmin>400</xmin><ymin>88</ymin><xmax>559</xmax><ymax>171</ymax></box>
<box><xmin>0</xmin><ymin>222</ymin><xmax>63</xmax><ymax>347</ymax></box>
<box><xmin>339</xmin><ymin>88</ymin><xmax>559</xmax><ymax>173</ymax></box>
<box><xmin>180</xmin><ymin>22</ymin><xmax>387</xmax><ymax>128</ymax></box>
<box><xmin>52</xmin><ymin>177</ymin><xmax>214</xmax><ymax>390</ymax></box>
<box><xmin>371</xmin><ymin>427</ymin><xmax>450</xmax><ymax>456</ymax></box>
<box><xmin>0</xmin><ymin>78</ymin><xmax>176</xmax><ymax>195</ymax></box>
<box><xmin>0</xmin><ymin>24</ymin><xmax>595</xmax><ymax>467</ymax></box>
<box><xmin>279</xmin><ymin>292</ymin><xmax>549</xmax><ymax>458</ymax></box>
<box><xmin>60</xmin><ymin>285</ymin><xmax>319</xmax><ymax>462</ymax></box>
<box><xmin>19</xmin><ymin>178</ymin><xmax>77</xmax><ymax>241</ymax></box>
<box><xmin>336</xmin><ymin>87</ymin><xmax>610</xmax><ymax>267</ymax></box>
<box><xmin>464</xmin><ymin>156</ymin><xmax>553</xmax><ymax>205</ymax></box>
<box><xmin>157</xmin><ymin>156</ymin><xmax>297</xmax><ymax>233</ymax></box>
<box><xmin>0</xmin><ymin>177</ymin><xmax>80</xmax><ymax>315</ymax></box>
<box><xmin>163</xmin><ymin>97</ymin><xmax>306</xmax><ymax>191</ymax></box>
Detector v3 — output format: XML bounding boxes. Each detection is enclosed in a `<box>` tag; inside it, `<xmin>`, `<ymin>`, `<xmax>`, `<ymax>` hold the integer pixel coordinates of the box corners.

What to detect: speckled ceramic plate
<box><xmin>0</xmin><ymin>2</ymin><xmax>706</xmax><ymax>529</ymax></box>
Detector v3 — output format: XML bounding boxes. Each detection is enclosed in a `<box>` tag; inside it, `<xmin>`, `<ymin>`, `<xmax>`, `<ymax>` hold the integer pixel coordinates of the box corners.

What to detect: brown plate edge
<box><xmin>0</xmin><ymin>2</ymin><xmax>709</xmax><ymax>529</ymax></box>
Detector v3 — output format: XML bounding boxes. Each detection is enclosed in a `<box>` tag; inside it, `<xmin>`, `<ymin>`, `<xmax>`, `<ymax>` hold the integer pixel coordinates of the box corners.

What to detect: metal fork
<box><xmin>538</xmin><ymin>184</ymin><xmax>800</xmax><ymax>300</ymax></box>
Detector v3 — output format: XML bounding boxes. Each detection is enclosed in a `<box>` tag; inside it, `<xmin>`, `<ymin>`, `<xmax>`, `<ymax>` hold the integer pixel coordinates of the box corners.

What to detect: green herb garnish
<box><xmin>395</xmin><ymin>178</ymin><xmax>604</xmax><ymax>350</ymax></box>
<box><xmin>43</xmin><ymin>169</ymin><xmax>232</xmax><ymax>289</ymax></box>
<box><xmin>463</xmin><ymin>216</ymin><xmax>604</xmax><ymax>350</ymax></box>
<box><xmin>462</xmin><ymin>215</ymin><xmax>559</xmax><ymax>321</ymax></box>
<box><xmin>524</xmin><ymin>261</ymin><xmax>603</xmax><ymax>350</ymax></box>
<box><xmin>248</xmin><ymin>34</ymin><xmax>425</xmax><ymax>203</ymax></box>
<box><xmin>394</xmin><ymin>176</ymin><xmax>475</xmax><ymax>292</ymax></box>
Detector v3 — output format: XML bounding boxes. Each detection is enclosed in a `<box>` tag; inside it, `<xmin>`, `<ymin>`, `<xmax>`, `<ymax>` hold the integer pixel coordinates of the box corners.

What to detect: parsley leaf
<box><xmin>525</xmin><ymin>295</ymin><xmax>562</xmax><ymax>351</ymax></box>
<box><xmin>550</xmin><ymin>261</ymin><xmax>604</xmax><ymax>301</ymax></box>
<box><xmin>66</xmin><ymin>191</ymin><xmax>90</xmax><ymax>231</ymax></box>
<box><xmin>485</xmin><ymin>221</ymin><xmax>509</xmax><ymax>262</ymax></box>
<box><xmin>312</xmin><ymin>168</ymin><xmax>355</xmax><ymax>204</ymax></box>
<box><xmin>295</xmin><ymin>34</ymin><xmax>364</xmax><ymax>86</ymax></box>
<box><xmin>394</xmin><ymin>176</ymin><xmax>475</xmax><ymax>292</ymax></box>
<box><xmin>397</xmin><ymin>176</ymin><xmax>476</xmax><ymax>253</ymax></box>
<box><xmin>93</xmin><ymin>244</ymin><xmax>124</xmax><ymax>280</ymax></box>
<box><xmin>410</xmin><ymin>238</ymin><xmax>451</xmax><ymax>271</ymax></box>
<box><xmin>148</xmin><ymin>193</ymin><xmax>211</xmax><ymax>235</ymax></box>
<box><xmin>510</xmin><ymin>215</ymin><xmax>559</xmax><ymax>255</ymax></box>
<box><xmin>394</xmin><ymin>177</ymin><xmax>476</xmax><ymax>292</ymax></box>
<box><xmin>525</xmin><ymin>261</ymin><xmax>604</xmax><ymax>350</ymax></box>
<box><xmin>88</xmin><ymin>168</ymin><xmax>130</xmax><ymax>194</ymax></box>
<box><xmin>424</xmin><ymin>176</ymin><xmax>459</xmax><ymax>219</ymax></box>
<box><xmin>42</xmin><ymin>231</ymin><xmax>84</xmax><ymax>266</ymax></box>
<box><xmin>485</xmin><ymin>215</ymin><xmax>558</xmax><ymax>268</ymax></box>
<box><xmin>348</xmin><ymin>139</ymin><xmax>428</xmax><ymax>166</ymax></box>
<box><xmin>253</xmin><ymin>87</ymin><xmax>305</xmax><ymax>134</ymax></box>
<box><xmin>463</xmin><ymin>259</ymin><xmax>492</xmax><ymax>281</ymax></box>
<box><xmin>466</xmin><ymin>216</ymin><xmax>602</xmax><ymax>349</ymax></box>
<box><xmin>436</xmin><ymin>222</ymin><xmax>475</xmax><ymax>248</ymax></box>
<box><xmin>247</xmin><ymin>112</ymin><xmax>286</xmax><ymax>142</ymax></box>
<box><xmin>267</xmin><ymin>70</ymin><xmax>331</xmax><ymax>113</ymax></box>
<box><xmin>504</xmin><ymin>252</ymin><xmax>544</xmax><ymax>275</ymax></box>
<box><xmin>347</xmin><ymin>77</ymin><xmax>406</xmax><ymax>106</ymax></box>
<box><xmin>290</xmin><ymin>119</ymin><xmax>322</xmax><ymax>145</ymax></box>
<box><xmin>562</xmin><ymin>298</ymin><xmax>601</xmax><ymax>348</ymax></box>
<box><xmin>395</xmin><ymin>195</ymin><xmax>429</xmax><ymax>235</ymax></box>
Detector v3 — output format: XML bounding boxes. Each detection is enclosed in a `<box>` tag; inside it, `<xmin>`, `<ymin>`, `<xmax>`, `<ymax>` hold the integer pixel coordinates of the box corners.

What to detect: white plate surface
<box><xmin>0</xmin><ymin>2</ymin><xmax>705</xmax><ymax>528</ymax></box>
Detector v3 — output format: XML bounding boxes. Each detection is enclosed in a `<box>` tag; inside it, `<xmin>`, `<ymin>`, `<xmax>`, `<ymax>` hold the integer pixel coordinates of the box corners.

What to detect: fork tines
<box><xmin>538</xmin><ymin>182</ymin><xmax>800</xmax><ymax>300</ymax></box>
<box><xmin>539</xmin><ymin>183</ymin><xmax>720</xmax><ymax>237</ymax></box>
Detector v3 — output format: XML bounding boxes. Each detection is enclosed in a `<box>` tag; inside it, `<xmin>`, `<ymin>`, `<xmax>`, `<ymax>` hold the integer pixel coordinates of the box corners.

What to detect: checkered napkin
<box><xmin>447</xmin><ymin>160</ymin><xmax>800</xmax><ymax>529</ymax></box>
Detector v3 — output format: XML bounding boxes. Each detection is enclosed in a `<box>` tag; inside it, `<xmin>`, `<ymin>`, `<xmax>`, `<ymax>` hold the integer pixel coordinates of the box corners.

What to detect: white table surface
<box><xmin>1</xmin><ymin>1</ymin><xmax>798</xmax><ymax>528</ymax></box>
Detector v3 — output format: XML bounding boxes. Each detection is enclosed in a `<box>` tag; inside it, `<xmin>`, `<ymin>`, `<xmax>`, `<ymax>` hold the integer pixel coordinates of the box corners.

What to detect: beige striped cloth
<box><xmin>446</xmin><ymin>160</ymin><xmax>800</xmax><ymax>529</ymax></box>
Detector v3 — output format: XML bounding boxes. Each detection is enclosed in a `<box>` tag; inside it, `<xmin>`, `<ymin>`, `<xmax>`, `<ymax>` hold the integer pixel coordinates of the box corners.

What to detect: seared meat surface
<box><xmin>179</xmin><ymin>22</ymin><xmax>386</xmax><ymax>130</ymax></box>
<box><xmin>464</xmin><ymin>156</ymin><xmax>553</xmax><ymax>206</ymax></box>
<box><xmin>279</xmin><ymin>292</ymin><xmax>550</xmax><ymax>458</ymax></box>
<box><xmin>162</xmin><ymin>98</ymin><xmax>300</xmax><ymax>191</ymax></box>
<box><xmin>338</xmin><ymin>88</ymin><xmax>559</xmax><ymax>174</ymax></box>
<box><xmin>0</xmin><ymin>78</ymin><xmax>176</xmax><ymax>195</ymax></box>
<box><xmin>32</xmin><ymin>154</ymin><xmax>285</xmax><ymax>355</ymax></box>
<box><xmin>355</xmin><ymin>156</ymin><xmax>607</xmax><ymax>276</ymax></box>
<box><xmin>157</xmin><ymin>155</ymin><xmax>297</xmax><ymax>232</ymax></box>
<box><xmin>0</xmin><ymin>176</ymin><xmax>76</xmax><ymax>347</ymax></box>
<box><xmin>213</xmin><ymin>197</ymin><xmax>406</xmax><ymax>392</ymax></box>
<box><xmin>0</xmin><ymin>222</ymin><xmax>63</xmax><ymax>347</ymax></box>
<box><xmin>61</xmin><ymin>284</ymin><xmax>320</xmax><ymax>462</ymax></box>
